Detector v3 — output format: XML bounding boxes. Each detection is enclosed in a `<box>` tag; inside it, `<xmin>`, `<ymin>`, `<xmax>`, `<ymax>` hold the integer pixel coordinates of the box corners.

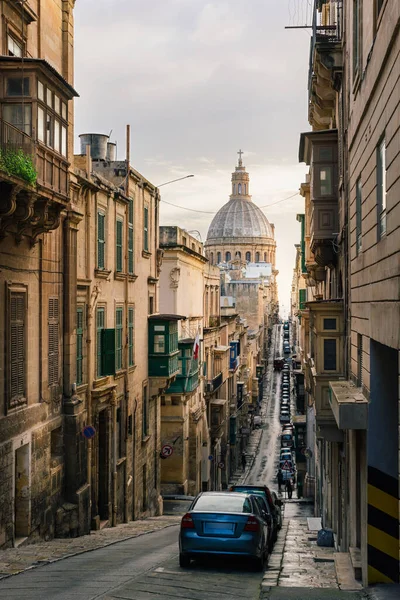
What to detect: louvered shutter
<box><xmin>48</xmin><ymin>298</ymin><xmax>59</xmax><ymax>386</ymax></box>
<box><xmin>116</xmin><ymin>219</ymin><xmax>123</xmax><ymax>272</ymax></box>
<box><xmin>10</xmin><ymin>292</ymin><xmax>25</xmax><ymax>407</ymax></box>
<box><xmin>143</xmin><ymin>207</ymin><xmax>149</xmax><ymax>251</ymax></box>
<box><xmin>97</xmin><ymin>212</ymin><xmax>105</xmax><ymax>269</ymax></box>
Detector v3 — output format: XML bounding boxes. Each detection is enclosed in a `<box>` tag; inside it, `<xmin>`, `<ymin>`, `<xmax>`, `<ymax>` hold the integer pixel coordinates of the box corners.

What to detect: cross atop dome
<box><xmin>237</xmin><ymin>149</ymin><xmax>244</xmax><ymax>167</ymax></box>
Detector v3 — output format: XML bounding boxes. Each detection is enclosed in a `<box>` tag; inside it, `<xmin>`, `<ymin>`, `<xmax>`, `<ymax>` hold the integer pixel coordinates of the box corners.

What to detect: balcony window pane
<box><xmin>54</xmin><ymin>95</ymin><xmax>60</xmax><ymax>115</ymax></box>
<box><xmin>38</xmin><ymin>81</ymin><xmax>44</xmax><ymax>101</ymax></box>
<box><xmin>154</xmin><ymin>334</ymin><xmax>165</xmax><ymax>353</ymax></box>
<box><xmin>8</xmin><ymin>35</ymin><xmax>22</xmax><ymax>57</ymax></box>
<box><xmin>6</xmin><ymin>77</ymin><xmax>30</xmax><ymax>96</ymax></box>
<box><xmin>320</xmin><ymin>166</ymin><xmax>332</xmax><ymax>195</ymax></box>
<box><xmin>61</xmin><ymin>102</ymin><xmax>67</xmax><ymax>120</ymax></box>
<box><xmin>54</xmin><ymin>119</ymin><xmax>60</xmax><ymax>153</ymax></box>
<box><xmin>323</xmin><ymin>339</ymin><xmax>337</xmax><ymax>370</ymax></box>
<box><xmin>46</xmin><ymin>114</ymin><xmax>53</xmax><ymax>147</ymax></box>
<box><xmin>61</xmin><ymin>125</ymin><xmax>67</xmax><ymax>156</ymax></box>
<box><xmin>319</xmin><ymin>147</ymin><xmax>332</xmax><ymax>161</ymax></box>
<box><xmin>3</xmin><ymin>103</ymin><xmax>32</xmax><ymax>135</ymax></box>
<box><xmin>46</xmin><ymin>88</ymin><xmax>52</xmax><ymax>107</ymax></box>
<box><xmin>323</xmin><ymin>318</ymin><xmax>336</xmax><ymax>330</ymax></box>
<box><xmin>38</xmin><ymin>107</ymin><xmax>45</xmax><ymax>142</ymax></box>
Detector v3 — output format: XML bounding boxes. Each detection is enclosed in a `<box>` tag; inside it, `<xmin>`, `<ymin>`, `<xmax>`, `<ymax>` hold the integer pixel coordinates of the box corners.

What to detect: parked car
<box><xmin>229</xmin><ymin>484</ymin><xmax>279</xmax><ymax>548</ymax></box>
<box><xmin>179</xmin><ymin>492</ymin><xmax>270</xmax><ymax>570</ymax></box>
<box><xmin>274</xmin><ymin>357</ymin><xmax>285</xmax><ymax>371</ymax></box>
<box><xmin>282</xmin><ymin>363</ymin><xmax>290</xmax><ymax>371</ymax></box>
<box><xmin>271</xmin><ymin>492</ymin><xmax>283</xmax><ymax>529</ymax></box>
<box><xmin>281</xmin><ymin>433</ymin><xmax>294</xmax><ymax>448</ymax></box>
<box><xmin>280</xmin><ymin>413</ymin><xmax>290</xmax><ymax>423</ymax></box>
<box><xmin>283</xmin><ymin>345</ymin><xmax>290</xmax><ymax>355</ymax></box>
<box><xmin>163</xmin><ymin>495</ymin><xmax>195</xmax><ymax>516</ymax></box>
<box><xmin>281</xmin><ymin>382</ymin><xmax>290</xmax><ymax>391</ymax></box>
<box><xmin>253</xmin><ymin>415</ymin><xmax>262</xmax><ymax>428</ymax></box>
<box><xmin>283</xmin><ymin>322</ymin><xmax>289</xmax><ymax>331</ymax></box>
<box><xmin>283</xmin><ymin>331</ymin><xmax>289</xmax><ymax>340</ymax></box>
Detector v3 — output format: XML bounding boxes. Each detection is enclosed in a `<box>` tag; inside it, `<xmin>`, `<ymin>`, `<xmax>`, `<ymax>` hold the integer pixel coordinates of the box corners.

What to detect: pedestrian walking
<box><xmin>297</xmin><ymin>472</ymin><xmax>303</xmax><ymax>498</ymax></box>
<box><xmin>277</xmin><ymin>468</ymin><xmax>284</xmax><ymax>492</ymax></box>
<box><xmin>241</xmin><ymin>452</ymin><xmax>246</xmax><ymax>471</ymax></box>
<box><xmin>285</xmin><ymin>478</ymin><xmax>293</xmax><ymax>499</ymax></box>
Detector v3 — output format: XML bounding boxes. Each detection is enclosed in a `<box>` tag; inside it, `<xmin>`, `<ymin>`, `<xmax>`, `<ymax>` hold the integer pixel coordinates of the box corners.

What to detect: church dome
<box><xmin>205</xmin><ymin>152</ymin><xmax>274</xmax><ymax>246</ymax></box>
<box><xmin>206</xmin><ymin>198</ymin><xmax>274</xmax><ymax>244</ymax></box>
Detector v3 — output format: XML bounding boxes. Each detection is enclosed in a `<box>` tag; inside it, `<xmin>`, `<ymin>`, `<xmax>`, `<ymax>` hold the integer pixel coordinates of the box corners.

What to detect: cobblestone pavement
<box><xmin>0</xmin><ymin>515</ymin><xmax>180</xmax><ymax>579</ymax></box>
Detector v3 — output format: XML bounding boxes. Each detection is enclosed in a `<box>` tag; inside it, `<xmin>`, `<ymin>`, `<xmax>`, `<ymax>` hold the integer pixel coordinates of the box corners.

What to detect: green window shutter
<box><xmin>76</xmin><ymin>307</ymin><xmax>84</xmax><ymax>385</ymax></box>
<box><xmin>299</xmin><ymin>289</ymin><xmax>306</xmax><ymax>310</ymax></box>
<box><xmin>9</xmin><ymin>292</ymin><xmax>25</xmax><ymax>407</ymax></box>
<box><xmin>116</xmin><ymin>219</ymin><xmax>123</xmax><ymax>272</ymax></box>
<box><xmin>115</xmin><ymin>307</ymin><xmax>123</xmax><ymax>370</ymax></box>
<box><xmin>101</xmin><ymin>328</ymin><xmax>116</xmax><ymax>376</ymax></box>
<box><xmin>128</xmin><ymin>307</ymin><xmax>134</xmax><ymax>366</ymax></box>
<box><xmin>48</xmin><ymin>297</ymin><xmax>59</xmax><ymax>386</ymax></box>
<box><xmin>143</xmin><ymin>206</ymin><xmax>149</xmax><ymax>252</ymax></box>
<box><xmin>97</xmin><ymin>212</ymin><xmax>105</xmax><ymax>269</ymax></box>
<box><xmin>96</xmin><ymin>307</ymin><xmax>105</xmax><ymax>377</ymax></box>
<box><xmin>128</xmin><ymin>227</ymin><xmax>134</xmax><ymax>274</ymax></box>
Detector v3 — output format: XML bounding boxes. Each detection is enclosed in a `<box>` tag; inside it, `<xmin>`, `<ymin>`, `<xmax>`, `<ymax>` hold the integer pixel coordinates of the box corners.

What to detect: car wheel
<box><xmin>179</xmin><ymin>553</ymin><xmax>191</xmax><ymax>568</ymax></box>
<box><xmin>253</xmin><ymin>554</ymin><xmax>265</xmax><ymax>572</ymax></box>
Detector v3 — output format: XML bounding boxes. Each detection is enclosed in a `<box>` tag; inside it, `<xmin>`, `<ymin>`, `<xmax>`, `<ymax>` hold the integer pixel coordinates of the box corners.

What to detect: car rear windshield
<box><xmin>193</xmin><ymin>495</ymin><xmax>252</xmax><ymax>513</ymax></box>
<box><xmin>282</xmin><ymin>434</ymin><xmax>292</xmax><ymax>440</ymax></box>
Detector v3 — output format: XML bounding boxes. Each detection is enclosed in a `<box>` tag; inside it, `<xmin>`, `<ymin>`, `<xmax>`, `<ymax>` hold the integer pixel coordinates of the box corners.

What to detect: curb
<box><xmin>0</xmin><ymin>520</ymin><xmax>179</xmax><ymax>581</ymax></box>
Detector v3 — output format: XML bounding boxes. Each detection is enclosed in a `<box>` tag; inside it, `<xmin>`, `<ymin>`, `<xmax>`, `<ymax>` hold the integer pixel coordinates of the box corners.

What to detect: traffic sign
<box><xmin>161</xmin><ymin>444</ymin><xmax>173</xmax><ymax>458</ymax></box>
<box><xmin>82</xmin><ymin>425</ymin><xmax>96</xmax><ymax>440</ymax></box>
<box><xmin>281</xmin><ymin>460</ymin><xmax>292</xmax><ymax>470</ymax></box>
<box><xmin>208</xmin><ymin>455</ymin><xmax>214</xmax><ymax>461</ymax></box>
<box><xmin>217</xmin><ymin>461</ymin><xmax>225</xmax><ymax>469</ymax></box>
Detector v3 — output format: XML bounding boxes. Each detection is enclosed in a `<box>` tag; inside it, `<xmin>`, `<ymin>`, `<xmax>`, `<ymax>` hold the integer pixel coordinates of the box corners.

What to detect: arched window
<box><xmin>217</xmin><ymin>252</ymin><xmax>221</xmax><ymax>264</ymax></box>
<box><xmin>264</xmin><ymin>253</ymin><xmax>267</xmax><ymax>262</ymax></box>
<box><xmin>225</xmin><ymin>251</ymin><xmax>231</xmax><ymax>262</ymax></box>
<box><xmin>246</xmin><ymin>251</ymin><xmax>251</xmax><ymax>262</ymax></box>
<box><xmin>255</xmin><ymin>252</ymin><xmax>260</xmax><ymax>262</ymax></box>
<box><xmin>233</xmin><ymin>184</ymin><xmax>236</xmax><ymax>195</ymax></box>
<box><xmin>236</xmin><ymin>251</ymin><xmax>241</xmax><ymax>259</ymax></box>
<box><xmin>210</xmin><ymin>252</ymin><xmax>214</xmax><ymax>265</ymax></box>
<box><xmin>238</xmin><ymin>183</ymin><xmax>242</xmax><ymax>194</ymax></box>
<box><xmin>244</xmin><ymin>184</ymin><xmax>247</xmax><ymax>195</ymax></box>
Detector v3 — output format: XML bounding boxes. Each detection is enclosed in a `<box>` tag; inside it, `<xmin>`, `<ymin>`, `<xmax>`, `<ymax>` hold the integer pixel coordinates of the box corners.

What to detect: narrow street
<box><xmin>0</xmin><ymin>325</ymin><xmax>377</xmax><ymax>599</ymax></box>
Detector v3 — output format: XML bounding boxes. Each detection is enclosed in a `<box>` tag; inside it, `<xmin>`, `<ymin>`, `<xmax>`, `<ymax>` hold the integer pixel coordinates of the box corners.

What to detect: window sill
<box><xmin>142</xmin><ymin>250</ymin><xmax>152</xmax><ymax>259</ymax></box>
<box><xmin>114</xmin><ymin>272</ymin><xmax>127</xmax><ymax>281</ymax></box>
<box><xmin>116</xmin><ymin>457</ymin><xmax>126</xmax><ymax>467</ymax></box>
<box><xmin>93</xmin><ymin>376</ymin><xmax>111</xmax><ymax>389</ymax></box>
<box><xmin>95</xmin><ymin>268</ymin><xmax>111</xmax><ymax>280</ymax></box>
<box><xmin>128</xmin><ymin>274</ymin><xmax>138</xmax><ymax>282</ymax></box>
<box><xmin>128</xmin><ymin>364</ymin><xmax>137</xmax><ymax>373</ymax></box>
<box><xmin>76</xmin><ymin>383</ymin><xmax>88</xmax><ymax>394</ymax></box>
<box><xmin>114</xmin><ymin>369</ymin><xmax>126</xmax><ymax>380</ymax></box>
<box><xmin>142</xmin><ymin>435</ymin><xmax>151</xmax><ymax>445</ymax></box>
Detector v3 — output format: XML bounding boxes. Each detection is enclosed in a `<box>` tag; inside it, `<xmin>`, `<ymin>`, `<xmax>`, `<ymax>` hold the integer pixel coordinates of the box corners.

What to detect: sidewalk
<box><xmin>0</xmin><ymin>515</ymin><xmax>180</xmax><ymax>580</ymax></box>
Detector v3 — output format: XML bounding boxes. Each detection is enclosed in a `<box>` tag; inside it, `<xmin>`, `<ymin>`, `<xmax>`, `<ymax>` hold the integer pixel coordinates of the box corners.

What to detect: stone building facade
<box><xmin>73</xmin><ymin>136</ymin><xmax>166</xmax><ymax>525</ymax></box>
<box><xmin>296</xmin><ymin>0</ymin><xmax>399</xmax><ymax>586</ymax></box>
<box><xmin>0</xmin><ymin>0</ymin><xmax>79</xmax><ymax>548</ymax></box>
<box><xmin>158</xmin><ymin>227</ymin><xmax>209</xmax><ymax>496</ymax></box>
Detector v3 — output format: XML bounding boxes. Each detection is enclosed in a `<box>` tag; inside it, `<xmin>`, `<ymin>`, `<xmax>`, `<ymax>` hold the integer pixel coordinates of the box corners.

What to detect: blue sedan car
<box><xmin>179</xmin><ymin>492</ymin><xmax>269</xmax><ymax>570</ymax></box>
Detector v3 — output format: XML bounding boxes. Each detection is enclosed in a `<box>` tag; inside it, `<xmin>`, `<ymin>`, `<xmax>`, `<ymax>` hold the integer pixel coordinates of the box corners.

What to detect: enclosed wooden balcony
<box><xmin>0</xmin><ymin>57</ymin><xmax>78</xmax><ymax>242</ymax></box>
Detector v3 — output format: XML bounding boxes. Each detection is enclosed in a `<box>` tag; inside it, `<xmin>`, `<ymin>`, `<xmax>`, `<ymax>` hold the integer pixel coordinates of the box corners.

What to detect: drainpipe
<box><xmin>132</xmin><ymin>397</ymin><xmax>137</xmax><ymax>520</ymax></box>
<box><xmin>124</xmin><ymin>125</ymin><xmax>130</xmax><ymax>523</ymax></box>
<box><xmin>111</xmin><ymin>388</ymin><xmax>117</xmax><ymax>527</ymax></box>
<box><xmin>85</xmin><ymin>186</ymin><xmax>93</xmax><ymax>519</ymax></box>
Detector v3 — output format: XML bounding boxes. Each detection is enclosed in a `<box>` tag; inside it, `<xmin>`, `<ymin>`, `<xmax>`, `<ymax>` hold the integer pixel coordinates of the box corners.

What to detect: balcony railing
<box><xmin>206</xmin><ymin>371</ymin><xmax>223</xmax><ymax>394</ymax></box>
<box><xmin>0</xmin><ymin>117</ymin><xmax>69</xmax><ymax>199</ymax></box>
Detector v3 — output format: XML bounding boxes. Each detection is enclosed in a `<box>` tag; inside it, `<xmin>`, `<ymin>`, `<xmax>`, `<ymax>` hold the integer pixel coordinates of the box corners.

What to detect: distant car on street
<box><xmin>229</xmin><ymin>484</ymin><xmax>279</xmax><ymax>549</ymax></box>
<box><xmin>274</xmin><ymin>357</ymin><xmax>285</xmax><ymax>371</ymax></box>
<box><xmin>163</xmin><ymin>495</ymin><xmax>195</xmax><ymax>516</ymax></box>
<box><xmin>178</xmin><ymin>492</ymin><xmax>270</xmax><ymax>570</ymax></box>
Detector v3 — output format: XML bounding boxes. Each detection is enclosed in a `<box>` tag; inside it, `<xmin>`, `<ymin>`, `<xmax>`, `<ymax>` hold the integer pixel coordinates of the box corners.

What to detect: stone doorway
<box><xmin>14</xmin><ymin>443</ymin><xmax>30</xmax><ymax>542</ymax></box>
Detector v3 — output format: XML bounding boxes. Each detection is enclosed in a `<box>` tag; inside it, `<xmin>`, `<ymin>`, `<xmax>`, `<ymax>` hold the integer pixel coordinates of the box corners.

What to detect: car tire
<box><xmin>253</xmin><ymin>553</ymin><xmax>266</xmax><ymax>572</ymax></box>
<box><xmin>179</xmin><ymin>553</ymin><xmax>191</xmax><ymax>568</ymax></box>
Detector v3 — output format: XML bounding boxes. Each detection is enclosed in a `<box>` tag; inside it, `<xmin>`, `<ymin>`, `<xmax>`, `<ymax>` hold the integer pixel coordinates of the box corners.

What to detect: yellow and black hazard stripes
<box><xmin>367</xmin><ymin>465</ymin><xmax>399</xmax><ymax>583</ymax></box>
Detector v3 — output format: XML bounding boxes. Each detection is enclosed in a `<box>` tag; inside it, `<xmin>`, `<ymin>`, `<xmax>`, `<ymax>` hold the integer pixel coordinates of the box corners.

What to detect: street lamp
<box><xmin>157</xmin><ymin>174</ymin><xmax>194</xmax><ymax>187</ymax></box>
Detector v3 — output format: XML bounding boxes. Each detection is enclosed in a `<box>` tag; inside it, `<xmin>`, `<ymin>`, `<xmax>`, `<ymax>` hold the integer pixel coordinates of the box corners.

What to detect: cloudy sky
<box><xmin>74</xmin><ymin>0</ymin><xmax>313</xmax><ymax>317</ymax></box>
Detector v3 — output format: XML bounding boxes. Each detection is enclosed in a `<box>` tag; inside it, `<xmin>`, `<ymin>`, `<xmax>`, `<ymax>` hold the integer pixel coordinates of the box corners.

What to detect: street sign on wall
<box><xmin>161</xmin><ymin>444</ymin><xmax>173</xmax><ymax>458</ymax></box>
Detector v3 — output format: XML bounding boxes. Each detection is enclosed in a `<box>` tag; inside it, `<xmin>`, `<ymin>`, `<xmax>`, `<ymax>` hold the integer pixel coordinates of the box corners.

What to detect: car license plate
<box><xmin>204</xmin><ymin>522</ymin><xmax>234</xmax><ymax>533</ymax></box>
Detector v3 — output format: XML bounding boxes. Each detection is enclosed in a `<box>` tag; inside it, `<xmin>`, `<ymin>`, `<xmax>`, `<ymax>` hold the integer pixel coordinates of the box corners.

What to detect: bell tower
<box><xmin>230</xmin><ymin>150</ymin><xmax>251</xmax><ymax>201</ymax></box>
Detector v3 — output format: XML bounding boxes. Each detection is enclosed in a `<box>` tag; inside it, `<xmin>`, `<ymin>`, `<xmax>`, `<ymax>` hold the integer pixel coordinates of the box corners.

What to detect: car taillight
<box><xmin>244</xmin><ymin>517</ymin><xmax>260</xmax><ymax>532</ymax></box>
<box><xmin>181</xmin><ymin>513</ymin><xmax>194</xmax><ymax>529</ymax></box>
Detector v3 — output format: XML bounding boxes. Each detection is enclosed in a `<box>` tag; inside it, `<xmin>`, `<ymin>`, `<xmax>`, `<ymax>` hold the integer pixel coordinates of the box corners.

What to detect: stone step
<box><xmin>349</xmin><ymin>546</ymin><xmax>362</xmax><ymax>580</ymax></box>
<box><xmin>334</xmin><ymin>551</ymin><xmax>363</xmax><ymax>591</ymax></box>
